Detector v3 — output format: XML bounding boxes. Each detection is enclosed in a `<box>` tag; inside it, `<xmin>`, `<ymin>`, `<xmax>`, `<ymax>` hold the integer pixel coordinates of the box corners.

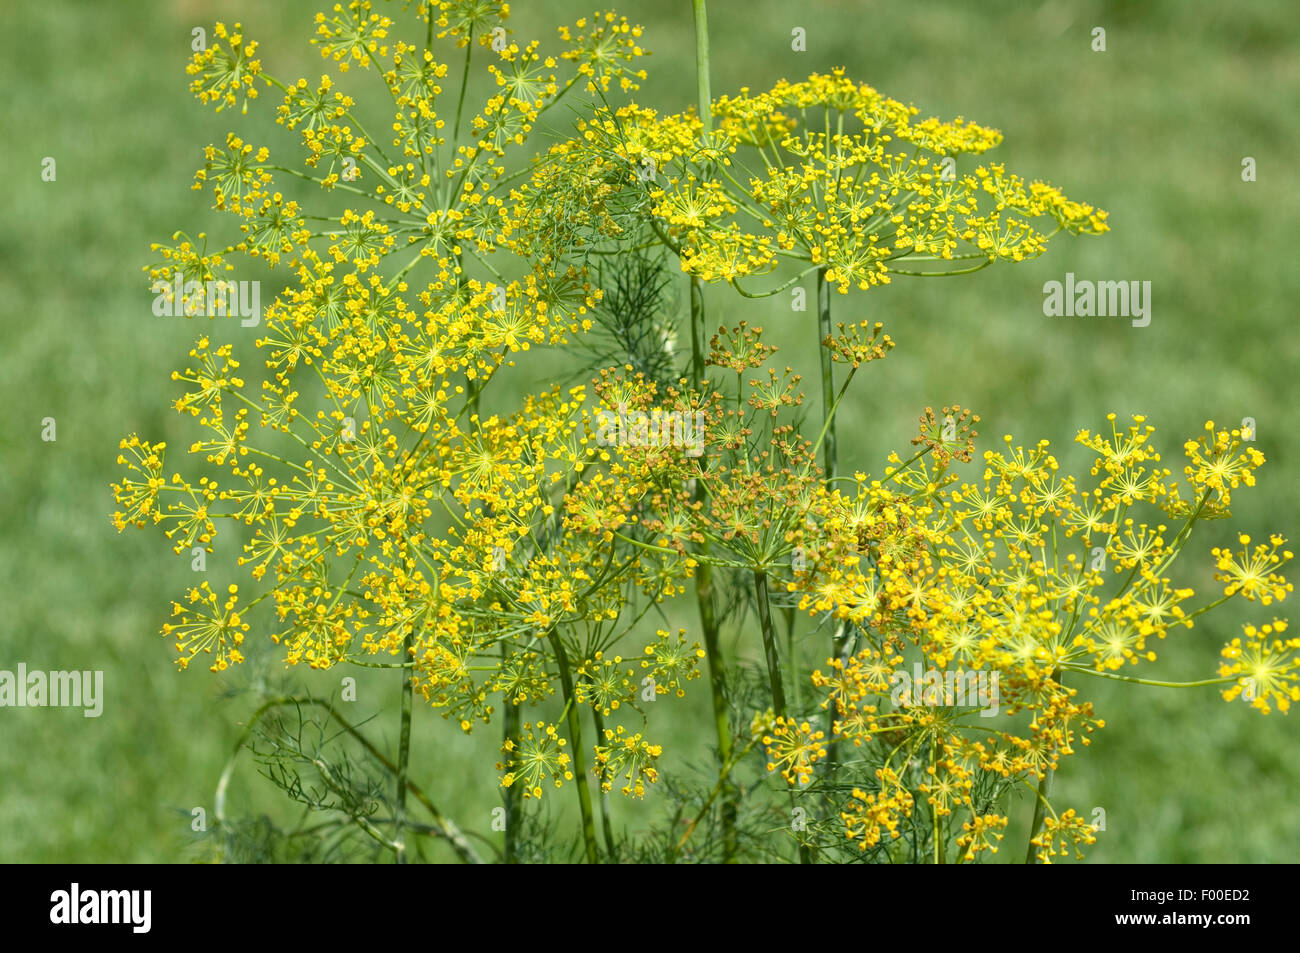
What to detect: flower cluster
<box><xmin>114</xmin><ymin>1</ymin><xmax>691</xmax><ymax>808</ymax></box>
<box><xmin>115</xmin><ymin>1</ymin><xmax>1286</xmax><ymax>866</ymax></box>
<box><xmin>770</xmin><ymin>413</ymin><xmax>1291</xmax><ymax>860</ymax></box>
<box><xmin>520</xmin><ymin>68</ymin><xmax>1107</xmax><ymax>295</ymax></box>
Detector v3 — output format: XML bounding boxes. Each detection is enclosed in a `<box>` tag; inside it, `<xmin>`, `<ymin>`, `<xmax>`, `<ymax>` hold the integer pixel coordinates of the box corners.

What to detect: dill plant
<box><xmin>113</xmin><ymin>0</ymin><xmax>1296</xmax><ymax>864</ymax></box>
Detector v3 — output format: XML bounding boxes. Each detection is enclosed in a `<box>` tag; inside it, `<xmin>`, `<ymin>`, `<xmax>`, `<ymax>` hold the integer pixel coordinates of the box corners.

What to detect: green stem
<box><xmin>697</xmin><ymin>554</ymin><xmax>737</xmax><ymax>861</ymax></box>
<box><xmin>394</xmin><ymin>629</ymin><xmax>414</xmax><ymax>864</ymax></box>
<box><xmin>691</xmin><ymin>0</ymin><xmax>712</xmax><ymax>136</ymax></box>
<box><xmin>931</xmin><ymin>741</ymin><xmax>944</xmax><ymax>864</ymax></box>
<box><xmin>815</xmin><ymin>266</ymin><xmax>851</xmax><ymax>826</ymax></box>
<box><xmin>687</xmin><ymin>0</ymin><xmax>738</xmax><ymax>865</ymax></box>
<box><xmin>816</xmin><ymin>266</ymin><xmax>836</xmax><ymax>482</ymax></box>
<box><xmin>1024</xmin><ymin>670</ymin><xmax>1061</xmax><ymax>864</ymax></box>
<box><xmin>591</xmin><ymin>705</ymin><xmax>618</xmax><ymax>857</ymax></box>
<box><xmin>1024</xmin><ymin>768</ymin><xmax>1054</xmax><ymax>865</ymax></box>
<box><xmin>783</xmin><ymin>606</ymin><xmax>800</xmax><ymax>711</ymax></box>
<box><xmin>690</xmin><ymin>276</ymin><xmax>707</xmax><ymax>391</ymax></box>
<box><xmin>822</xmin><ymin>620</ymin><xmax>850</xmax><ymax>830</ymax></box>
<box><xmin>548</xmin><ymin>629</ymin><xmax>600</xmax><ymax>864</ymax></box>
<box><xmin>754</xmin><ymin>571</ymin><xmax>787</xmax><ymax>715</ymax></box>
<box><xmin>755</xmin><ymin>569</ymin><xmax>815</xmax><ymax>864</ymax></box>
<box><xmin>452</xmin><ymin>38</ymin><xmax>473</xmax><ymax>159</ymax></box>
<box><xmin>502</xmin><ymin>680</ymin><xmax>522</xmax><ymax>863</ymax></box>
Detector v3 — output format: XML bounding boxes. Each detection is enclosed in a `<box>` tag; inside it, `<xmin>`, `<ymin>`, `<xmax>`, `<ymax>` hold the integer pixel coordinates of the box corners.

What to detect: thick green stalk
<box><xmin>697</xmin><ymin>553</ymin><xmax>737</xmax><ymax>860</ymax></box>
<box><xmin>1024</xmin><ymin>670</ymin><xmax>1061</xmax><ymax>864</ymax></box>
<box><xmin>591</xmin><ymin>705</ymin><xmax>618</xmax><ymax>857</ymax></box>
<box><xmin>689</xmin><ymin>0</ymin><xmax>712</xmax><ymax>390</ymax></box>
<box><xmin>549</xmin><ymin>629</ymin><xmax>600</xmax><ymax>864</ymax></box>
<box><xmin>816</xmin><ymin>267</ymin><xmax>836</xmax><ymax>481</ymax></box>
<box><xmin>783</xmin><ymin>606</ymin><xmax>800</xmax><ymax>711</ymax></box>
<box><xmin>1025</xmin><ymin>764</ymin><xmax>1054</xmax><ymax>865</ymax></box>
<box><xmin>690</xmin><ymin>277</ymin><xmax>707</xmax><ymax>391</ymax></box>
<box><xmin>688</xmin><ymin>0</ymin><xmax>738</xmax><ymax>866</ymax></box>
<box><xmin>690</xmin><ymin>275</ymin><xmax>736</xmax><ymax>860</ymax></box>
<box><xmin>691</xmin><ymin>0</ymin><xmax>712</xmax><ymax>135</ymax></box>
<box><xmin>816</xmin><ymin>266</ymin><xmax>853</xmax><ymax>820</ymax></box>
<box><xmin>502</xmin><ymin>685</ymin><xmax>522</xmax><ymax>863</ymax></box>
<box><xmin>817</xmin><ymin>270</ymin><xmax>860</xmax><ymax>791</ymax></box>
<box><xmin>755</xmin><ymin>569</ymin><xmax>814</xmax><ymax>864</ymax></box>
<box><xmin>394</xmin><ymin>630</ymin><xmax>414</xmax><ymax>864</ymax></box>
<box><xmin>754</xmin><ymin>571</ymin><xmax>787</xmax><ymax>715</ymax></box>
<box><xmin>930</xmin><ymin>740</ymin><xmax>945</xmax><ymax>864</ymax></box>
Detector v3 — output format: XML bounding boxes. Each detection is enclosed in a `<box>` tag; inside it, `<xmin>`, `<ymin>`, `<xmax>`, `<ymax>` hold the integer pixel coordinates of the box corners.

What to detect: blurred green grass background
<box><xmin>1</xmin><ymin>0</ymin><xmax>1296</xmax><ymax>862</ymax></box>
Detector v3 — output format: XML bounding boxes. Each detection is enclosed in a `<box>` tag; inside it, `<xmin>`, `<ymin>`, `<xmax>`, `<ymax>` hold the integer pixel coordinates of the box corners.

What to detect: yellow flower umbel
<box><xmin>524</xmin><ymin>68</ymin><xmax>1107</xmax><ymax>294</ymax></box>
<box><xmin>161</xmin><ymin>582</ymin><xmax>249</xmax><ymax>672</ymax></box>
<box><xmin>593</xmin><ymin>725</ymin><xmax>662</xmax><ymax>798</ymax></box>
<box><xmin>499</xmin><ymin>721</ymin><xmax>572</xmax><ymax>800</ymax></box>
<box><xmin>114</xmin><ymin>5</ymin><xmax>733</xmax><ymax>872</ymax></box>
<box><xmin>762</xmin><ymin>716</ymin><xmax>828</xmax><ymax>787</ymax></box>
<box><xmin>1219</xmin><ymin>620</ymin><xmax>1300</xmax><ymax>714</ymax></box>
<box><xmin>783</xmin><ymin>413</ymin><xmax>1288</xmax><ymax>862</ymax></box>
<box><xmin>187</xmin><ymin>22</ymin><xmax>262</xmax><ymax>114</ymax></box>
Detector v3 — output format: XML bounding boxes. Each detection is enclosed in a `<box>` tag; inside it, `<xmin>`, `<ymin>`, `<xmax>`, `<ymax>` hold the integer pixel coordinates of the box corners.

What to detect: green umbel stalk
<box><xmin>394</xmin><ymin>629</ymin><xmax>414</xmax><ymax>864</ymax></box>
<box><xmin>688</xmin><ymin>0</ymin><xmax>738</xmax><ymax>864</ymax></box>
<box><xmin>549</xmin><ymin>629</ymin><xmax>600</xmax><ymax>863</ymax></box>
